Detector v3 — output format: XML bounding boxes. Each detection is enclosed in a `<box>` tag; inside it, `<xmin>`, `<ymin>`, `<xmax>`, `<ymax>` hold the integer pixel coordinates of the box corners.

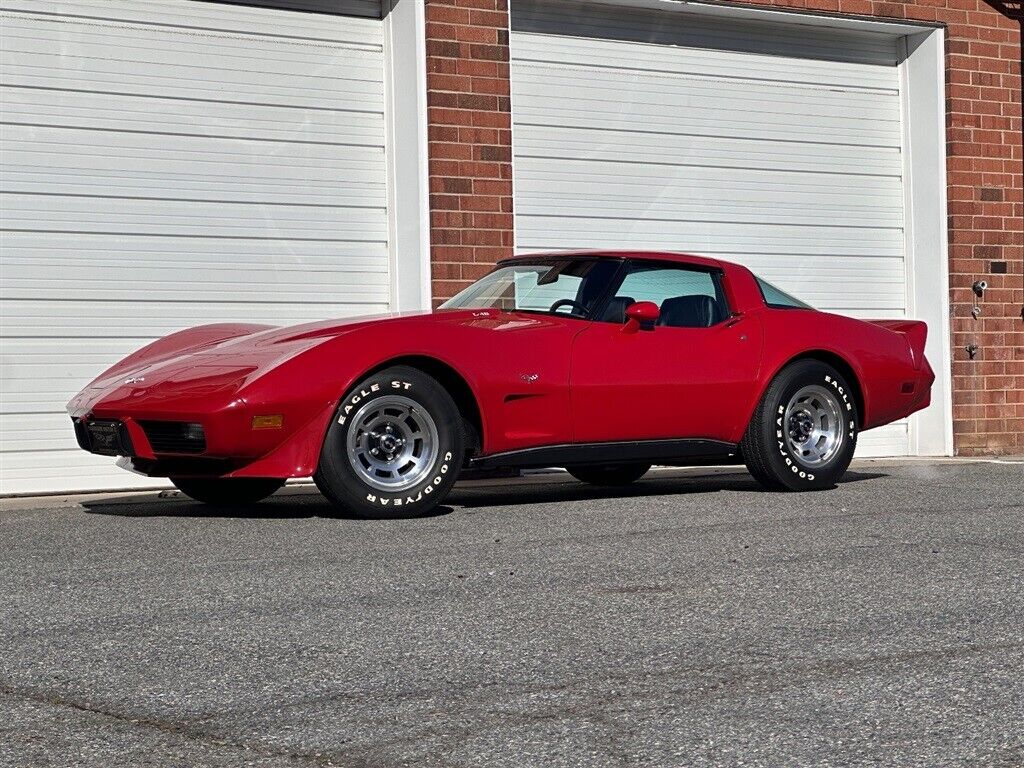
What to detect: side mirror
<box><xmin>623</xmin><ymin>301</ymin><xmax>659</xmax><ymax>333</ymax></box>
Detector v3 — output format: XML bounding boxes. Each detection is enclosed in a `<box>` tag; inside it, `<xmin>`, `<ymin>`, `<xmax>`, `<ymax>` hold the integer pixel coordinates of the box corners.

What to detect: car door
<box><xmin>570</xmin><ymin>261</ymin><xmax>763</xmax><ymax>444</ymax></box>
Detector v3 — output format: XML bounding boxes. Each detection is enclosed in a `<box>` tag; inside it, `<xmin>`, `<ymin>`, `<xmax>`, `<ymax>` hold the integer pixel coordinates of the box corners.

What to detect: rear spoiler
<box><xmin>870</xmin><ymin>320</ymin><xmax>928</xmax><ymax>370</ymax></box>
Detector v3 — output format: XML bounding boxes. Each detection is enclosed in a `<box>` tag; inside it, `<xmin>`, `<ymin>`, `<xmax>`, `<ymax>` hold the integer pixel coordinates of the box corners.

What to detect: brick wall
<box><xmin>424</xmin><ymin>0</ymin><xmax>514</xmax><ymax>305</ymax></box>
<box><xmin>423</xmin><ymin>0</ymin><xmax>1023</xmax><ymax>454</ymax></box>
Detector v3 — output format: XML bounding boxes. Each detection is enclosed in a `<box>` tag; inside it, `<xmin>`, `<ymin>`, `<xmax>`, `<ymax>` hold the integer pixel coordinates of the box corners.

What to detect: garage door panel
<box><xmin>1</xmin><ymin>1</ymin><xmax>382</xmax><ymax>36</ymax></box>
<box><xmin>515</xmin><ymin>174</ymin><xmax>905</xmax><ymax>229</ymax></box>
<box><xmin>517</xmin><ymin>219</ymin><xmax>903</xmax><ymax>256</ymax></box>
<box><xmin>512</xmin><ymin>35</ymin><xmax>897</xmax><ymax>91</ymax></box>
<box><xmin>1</xmin><ymin>232</ymin><xmax>388</xmax><ymax>274</ymax></box>
<box><xmin>0</xmin><ymin>450</ymin><xmax>167</xmax><ymax>495</ymax></box>
<box><xmin>1</xmin><ymin>192</ymin><xmax>386</xmax><ymax>240</ymax></box>
<box><xmin>515</xmin><ymin>170</ymin><xmax>904</xmax><ymax>197</ymax></box>
<box><xmin>2</xmin><ymin>168</ymin><xmax>384</xmax><ymax>208</ymax></box>
<box><xmin>515</xmin><ymin>162</ymin><xmax>903</xmax><ymax>202</ymax></box>
<box><xmin>1</xmin><ymin>298</ymin><xmax>386</xmax><ymax>342</ymax></box>
<box><xmin>2</xmin><ymin>61</ymin><xmax>383</xmax><ymax>116</ymax></box>
<box><xmin>0</xmin><ymin>1</ymin><xmax>389</xmax><ymax>493</ymax></box>
<box><xmin>857</xmin><ymin>424</ymin><xmax>909</xmax><ymax>457</ymax></box>
<box><xmin>1</xmin><ymin>26</ymin><xmax>384</xmax><ymax>94</ymax></box>
<box><xmin>2</xmin><ymin>413</ymin><xmax>97</xmax><ymax>456</ymax></box>
<box><xmin>1</xmin><ymin>13</ymin><xmax>383</xmax><ymax>68</ymax></box>
<box><xmin>514</xmin><ymin>98</ymin><xmax>900</xmax><ymax>147</ymax></box>
<box><xmin>518</xmin><ymin>204</ymin><xmax>901</xmax><ymax>230</ymax></box>
<box><xmin>2</xmin><ymin>268</ymin><xmax>391</xmax><ymax>302</ymax></box>
<box><xmin>516</xmin><ymin>198</ymin><xmax>903</xmax><ymax>229</ymax></box>
<box><xmin>513</xmin><ymin>1</ymin><xmax>912</xmax><ymax>456</ymax></box>
<box><xmin>514</xmin><ymin>69</ymin><xmax>901</xmax><ymax>129</ymax></box>
<box><xmin>515</xmin><ymin>127</ymin><xmax>902</xmax><ymax>177</ymax></box>
<box><xmin>1</xmin><ymin>128</ymin><xmax>387</xmax><ymax>201</ymax></box>
<box><xmin>0</xmin><ymin>12</ymin><xmax>384</xmax><ymax>109</ymax></box>
<box><xmin>2</xmin><ymin>88</ymin><xmax>386</xmax><ymax>146</ymax></box>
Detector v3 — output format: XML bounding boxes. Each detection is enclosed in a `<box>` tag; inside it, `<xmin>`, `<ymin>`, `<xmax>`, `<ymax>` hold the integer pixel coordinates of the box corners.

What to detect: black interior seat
<box><xmin>599</xmin><ymin>296</ymin><xmax>635</xmax><ymax>323</ymax></box>
<box><xmin>658</xmin><ymin>295</ymin><xmax>721</xmax><ymax>328</ymax></box>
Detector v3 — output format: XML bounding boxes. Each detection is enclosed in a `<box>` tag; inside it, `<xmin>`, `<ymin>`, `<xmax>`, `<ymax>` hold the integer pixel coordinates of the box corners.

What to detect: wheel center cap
<box><xmin>789</xmin><ymin>413</ymin><xmax>814</xmax><ymax>442</ymax></box>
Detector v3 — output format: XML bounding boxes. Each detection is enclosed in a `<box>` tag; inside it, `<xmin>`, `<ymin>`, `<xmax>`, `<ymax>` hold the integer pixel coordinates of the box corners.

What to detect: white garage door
<box><xmin>511</xmin><ymin>0</ymin><xmax>911</xmax><ymax>457</ymax></box>
<box><xmin>0</xmin><ymin>0</ymin><xmax>389</xmax><ymax>494</ymax></box>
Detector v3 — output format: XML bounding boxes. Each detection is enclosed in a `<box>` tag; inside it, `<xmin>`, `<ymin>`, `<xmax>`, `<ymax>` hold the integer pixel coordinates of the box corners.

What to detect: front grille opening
<box><xmin>139</xmin><ymin>421</ymin><xmax>207</xmax><ymax>454</ymax></box>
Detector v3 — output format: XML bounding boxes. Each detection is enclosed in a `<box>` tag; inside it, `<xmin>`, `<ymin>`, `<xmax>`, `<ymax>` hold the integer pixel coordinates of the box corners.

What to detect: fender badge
<box><xmin>124</xmin><ymin>376</ymin><xmax>145</xmax><ymax>385</ymax></box>
<box><xmin>520</xmin><ymin>373</ymin><xmax>539</xmax><ymax>383</ymax></box>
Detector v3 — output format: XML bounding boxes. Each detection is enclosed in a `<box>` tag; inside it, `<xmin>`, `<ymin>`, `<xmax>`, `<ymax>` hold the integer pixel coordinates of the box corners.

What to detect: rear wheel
<box><xmin>315</xmin><ymin>366</ymin><xmax>465</xmax><ymax>519</ymax></box>
<box><xmin>171</xmin><ymin>477</ymin><xmax>285</xmax><ymax>506</ymax></box>
<box><xmin>741</xmin><ymin>359</ymin><xmax>858</xmax><ymax>491</ymax></box>
<box><xmin>567</xmin><ymin>464</ymin><xmax>651</xmax><ymax>487</ymax></box>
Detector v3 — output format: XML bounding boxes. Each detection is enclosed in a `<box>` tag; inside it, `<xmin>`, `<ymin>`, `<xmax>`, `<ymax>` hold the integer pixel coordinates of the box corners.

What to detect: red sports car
<box><xmin>68</xmin><ymin>251</ymin><xmax>934</xmax><ymax>518</ymax></box>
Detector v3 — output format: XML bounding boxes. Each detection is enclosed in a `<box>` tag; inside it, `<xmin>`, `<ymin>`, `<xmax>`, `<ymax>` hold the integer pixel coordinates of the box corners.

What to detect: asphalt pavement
<box><xmin>1</xmin><ymin>459</ymin><xmax>1022</xmax><ymax>768</ymax></box>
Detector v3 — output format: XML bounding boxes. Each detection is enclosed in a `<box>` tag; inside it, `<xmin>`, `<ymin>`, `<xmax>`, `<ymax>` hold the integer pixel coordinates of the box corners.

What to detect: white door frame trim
<box><xmin>384</xmin><ymin>0</ymin><xmax>431</xmax><ymax>311</ymax></box>
<box><xmin>899</xmin><ymin>28</ymin><xmax>954</xmax><ymax>456</ymax></box>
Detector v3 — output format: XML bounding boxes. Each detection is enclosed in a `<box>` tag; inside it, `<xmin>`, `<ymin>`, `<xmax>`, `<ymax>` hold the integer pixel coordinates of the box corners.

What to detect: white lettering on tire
<box><xmin>776</xmin><ymin>373</ymin><xmax>854</xmax><ymax>483</ymax></box>
<box><xmin>339</xmin><ymin>380</ymin><xmax>410</xmax><ymax>424</ymax></box>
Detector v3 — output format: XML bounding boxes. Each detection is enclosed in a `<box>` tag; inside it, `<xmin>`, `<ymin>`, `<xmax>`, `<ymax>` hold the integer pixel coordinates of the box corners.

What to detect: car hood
<box><xmin>69</xmin><ymin>309</ymin><xmax>505</xmax><ymax>416</ymax></box>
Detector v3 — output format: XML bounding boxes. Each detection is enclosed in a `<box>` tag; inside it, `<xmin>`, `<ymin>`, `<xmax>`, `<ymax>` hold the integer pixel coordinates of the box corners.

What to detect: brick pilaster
<box><xmin>425</xmin><ymin>0</ymin><xmax>514</xmax><ymax>305</ymax></box>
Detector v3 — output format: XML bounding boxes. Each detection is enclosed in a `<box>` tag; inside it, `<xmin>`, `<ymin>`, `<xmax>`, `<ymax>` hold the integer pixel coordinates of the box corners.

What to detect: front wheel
<box><xmin>171</xmin><ymin>477</ymin><xmax>285</xmax><ymax>506</ymax></box>
<box><xmin>314</xmin><ymin>366</ymin><xmax>465</xmax><ymax>519</ymax></box>
<box><xmin>567</xmin><ymin>464</ymin><xmax>651</xmax><ymax>487</ymax></box>
<box><xmin>741</xmin><ymin>359</ymin><xmax>858</xmax><ymax>491</ymax></box>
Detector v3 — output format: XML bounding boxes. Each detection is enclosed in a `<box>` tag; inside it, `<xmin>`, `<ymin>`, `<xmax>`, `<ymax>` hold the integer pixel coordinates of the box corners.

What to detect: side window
<box><xmin>755</xmin><ymin>276</ymin><xmax>813</xmax><ymax>310</ymax></box>
<box><xmin>602</xmin><ymin>263</ymin><xmax>729</xmax><ymax>328</ymax></box>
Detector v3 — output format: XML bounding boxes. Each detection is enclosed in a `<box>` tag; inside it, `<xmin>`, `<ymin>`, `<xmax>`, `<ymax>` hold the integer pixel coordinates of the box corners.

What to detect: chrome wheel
<box><xmin>784</xmin><ymin>385</ymin><xmax>845</xmax><ymax>467</ymax></box>
<box><xmin>345</xmin><ymin>395</ymin><xmax>439</xmax><ymax>492</ymax></box>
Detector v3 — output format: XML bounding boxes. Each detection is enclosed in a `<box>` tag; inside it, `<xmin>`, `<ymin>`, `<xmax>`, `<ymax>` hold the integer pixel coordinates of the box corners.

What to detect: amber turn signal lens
<box><xmin>251</xmin><ymin>415</ymin><xmax>284</xmax><ymax>430</ymax></box>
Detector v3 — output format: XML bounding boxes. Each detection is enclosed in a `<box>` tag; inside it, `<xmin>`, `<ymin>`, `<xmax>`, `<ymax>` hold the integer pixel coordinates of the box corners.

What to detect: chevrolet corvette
<box><xmin>68</xmin><ymin>251</ymin><xmax>934</xmax><ymax>518</ymax></box>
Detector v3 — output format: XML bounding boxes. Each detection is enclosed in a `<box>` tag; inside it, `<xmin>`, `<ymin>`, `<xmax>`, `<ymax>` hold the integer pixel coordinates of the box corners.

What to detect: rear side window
<box><xmin>756</xmin><ymin>277</ymin><xmax>812</xmax><ymax>309</ymax></box>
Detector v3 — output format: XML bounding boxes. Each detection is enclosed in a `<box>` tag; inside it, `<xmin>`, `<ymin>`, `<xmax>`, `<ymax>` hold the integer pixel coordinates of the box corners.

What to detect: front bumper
<box><xmin>69</xmin><ymin>400</ymin><xmax>336</xmax><ymax>481</ymax></box>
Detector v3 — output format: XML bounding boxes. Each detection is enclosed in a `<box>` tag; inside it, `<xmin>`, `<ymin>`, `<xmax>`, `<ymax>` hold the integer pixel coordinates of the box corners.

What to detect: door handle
<box><xmin>724</xmin><ymin>314</ymin><xmax>744</xmax><ymax>329</ymax></box>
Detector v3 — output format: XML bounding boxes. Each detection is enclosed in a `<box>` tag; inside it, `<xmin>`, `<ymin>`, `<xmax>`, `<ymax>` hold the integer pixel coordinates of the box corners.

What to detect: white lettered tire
<box><xmin>741</xmin><ymin>359</ymin><xmax>858</xmax><ymax>491</ymax></box>
<box><xmin>314</xmin><ymin>366</ymin><xmax>465</xmax><ymax>519</ymax></box>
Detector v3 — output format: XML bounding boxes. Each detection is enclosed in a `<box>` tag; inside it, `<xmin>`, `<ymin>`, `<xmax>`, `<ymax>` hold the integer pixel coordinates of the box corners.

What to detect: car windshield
<box><xmin>756</xmin><ymin>276</ymin><xmax>813</xmax><ymax>309</ymax></box>
<box><xmin>439</xmin><ymin>259</ymin><xmax>620</xmax><ymax>317</ymax></box>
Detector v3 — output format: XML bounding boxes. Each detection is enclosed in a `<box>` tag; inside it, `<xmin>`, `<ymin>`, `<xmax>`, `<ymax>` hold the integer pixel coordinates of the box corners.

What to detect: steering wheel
<box><xmin>549</xmin><ymin>298</ymin><xmax>589</xmax><ymax>316</ymax></box>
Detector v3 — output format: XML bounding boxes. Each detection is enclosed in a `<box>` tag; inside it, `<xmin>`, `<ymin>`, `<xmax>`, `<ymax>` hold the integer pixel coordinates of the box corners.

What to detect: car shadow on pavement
<box><xmin>81</xmin><ymin>489</ymin><xmax>455</xmax><ymax>521</ymax></box>
<box><xmin>79</xmin><ymin>470</ymin><xmax>885</xmax><ymax>520</ymax></box>
<box><xmin>447</xmin><ymin>469</ymin><xmax>887</xmax><ymax>510</ymax></box>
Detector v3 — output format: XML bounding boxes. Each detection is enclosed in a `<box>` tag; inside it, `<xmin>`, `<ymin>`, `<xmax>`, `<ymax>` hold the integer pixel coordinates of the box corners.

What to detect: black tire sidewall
<box><xmin>761</xmin><ymin>361</ymin><xmax>858</xmax><ymax>490</ymax></box>
<box><xmin>315</xmin><ymin>367</ymin><xmax>464</xmax><ymax>518</ymax></box>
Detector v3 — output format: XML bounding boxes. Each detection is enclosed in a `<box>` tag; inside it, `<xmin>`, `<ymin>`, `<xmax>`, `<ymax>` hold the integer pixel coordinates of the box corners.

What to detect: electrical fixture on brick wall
<box><xmin>978</xmin><ymin>1</ymin><xmax>1023</xmax><ymax>322</ymax></box>
<box><xmin>971</xmin><ymin>280</ymin><xmax>986</xmax><ymax>320</ymax></box>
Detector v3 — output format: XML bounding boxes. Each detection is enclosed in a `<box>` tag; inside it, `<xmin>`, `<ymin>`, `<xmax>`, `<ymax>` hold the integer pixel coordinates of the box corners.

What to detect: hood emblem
<box><xmin>124</xmin><ymin>376</ymin><xmax>145</xmax><ymax>385</ymax></box>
